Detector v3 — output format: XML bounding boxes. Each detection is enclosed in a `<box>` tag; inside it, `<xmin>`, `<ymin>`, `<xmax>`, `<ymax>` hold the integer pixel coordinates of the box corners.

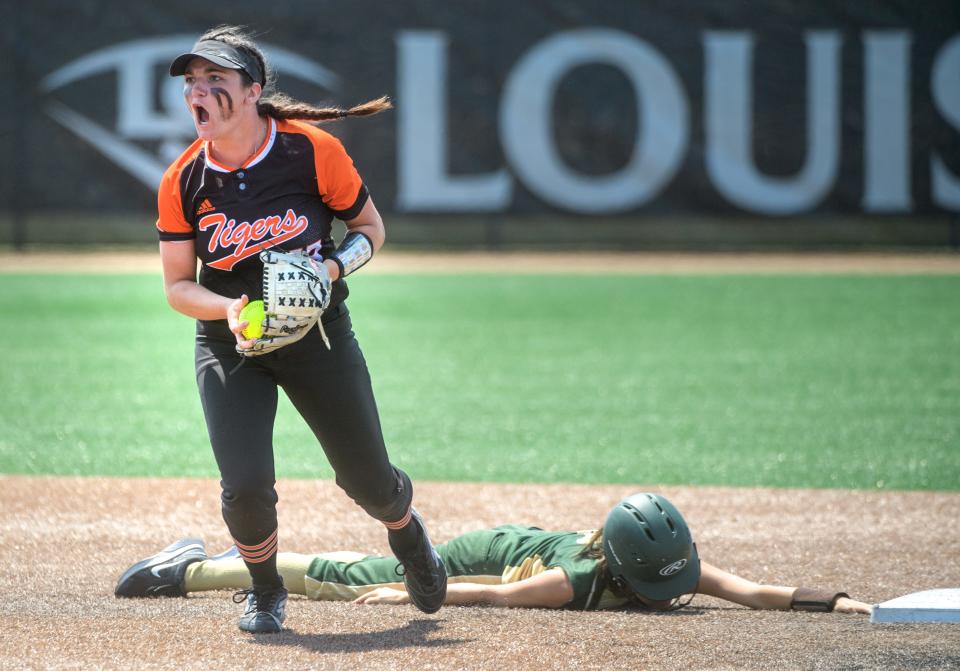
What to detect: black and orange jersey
<box><xmin>156</xmin><ymin>116</ymin><xmax>368</xmax><ymax>327</ymax></box>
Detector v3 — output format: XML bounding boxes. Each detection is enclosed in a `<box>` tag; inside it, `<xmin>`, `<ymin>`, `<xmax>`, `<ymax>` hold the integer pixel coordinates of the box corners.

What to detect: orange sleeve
<box><xmin>293</xmin><ymin>121</ymin><xmax>368</xmax><ymax>220</ymax></box>
<box><xmin>156</xmin><ymin>142</ymin><xmax>201</xmax><ymax>240</ymax></box>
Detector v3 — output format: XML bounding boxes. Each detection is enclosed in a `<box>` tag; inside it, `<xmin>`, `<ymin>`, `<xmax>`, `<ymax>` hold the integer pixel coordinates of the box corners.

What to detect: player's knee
<box><xmin>221</xmin><ymin>481</ymin><xmax>278</xmax><ymax>516</ymax></box>
<box><xmin>341</xmin><ymin>467</ymin><xmax>413</xmax><ymax>523</ymax></box>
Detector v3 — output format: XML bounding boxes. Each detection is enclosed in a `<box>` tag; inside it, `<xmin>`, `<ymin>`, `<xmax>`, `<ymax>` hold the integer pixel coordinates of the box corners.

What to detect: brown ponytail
<box><xmin>578</xmin><ymin>528</ymin><xmax>608</xmax><ymax>570</ymax></box>
<box><xmin>198</xmin><ymin>25</ymin><xmax>392</xmax><ymax>124</ymax></box>
<box><xmin>256</xmin><ymin>94</ymin><xmax>392</xmax><ymax>122</ymax></box>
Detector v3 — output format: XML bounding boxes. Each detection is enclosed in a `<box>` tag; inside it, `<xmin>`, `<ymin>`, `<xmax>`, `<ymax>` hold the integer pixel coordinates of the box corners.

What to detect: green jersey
<box><xmin>304</xmin><ymin>525</ymin><xmax>628</xmax><ymax>610</ymax></box>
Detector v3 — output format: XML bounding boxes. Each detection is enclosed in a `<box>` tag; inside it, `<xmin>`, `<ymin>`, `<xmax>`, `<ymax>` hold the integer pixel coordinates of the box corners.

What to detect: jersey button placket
<box><xmin>235</xmin><ymin>171</ymin><xmax>250</xmax><ymax>198</ymax></box>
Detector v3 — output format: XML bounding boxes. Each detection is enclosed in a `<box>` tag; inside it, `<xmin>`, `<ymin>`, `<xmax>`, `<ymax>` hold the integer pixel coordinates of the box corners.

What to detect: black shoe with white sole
<box><xmin>114</xmin><ymin>537</ymin><xmax>207</xmax><ymax>598</ymax></box>
<box><xmin>235</xmin><ymin>580</ymin><xmax>288</xmax><ymax>633</ymax></box>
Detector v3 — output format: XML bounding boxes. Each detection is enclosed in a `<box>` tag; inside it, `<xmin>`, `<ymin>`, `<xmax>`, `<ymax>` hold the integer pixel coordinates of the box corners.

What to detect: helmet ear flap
<box><xmin>608</xmin><ymin>573</ymin><xmax>668</xmax><ymax>610</ymax></box>
<box><xmin>610</xmin><ymin>575</ymin><xmax>628</xmax><ymax>594</ymax></box>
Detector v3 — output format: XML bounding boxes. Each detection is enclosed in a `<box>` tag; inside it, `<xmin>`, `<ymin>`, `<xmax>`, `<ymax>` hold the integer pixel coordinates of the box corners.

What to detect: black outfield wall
<box><xmin>4</xmin><ymin>1</ymin><xmax>959</xmax><ymax>248</ymax></box>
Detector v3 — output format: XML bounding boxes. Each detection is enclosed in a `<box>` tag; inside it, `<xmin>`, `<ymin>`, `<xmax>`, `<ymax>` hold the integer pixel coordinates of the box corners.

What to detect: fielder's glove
<box><xmin>239</xmin><ymin>249</ymin><xmax>332</xmax><ymax>356</ymax></box>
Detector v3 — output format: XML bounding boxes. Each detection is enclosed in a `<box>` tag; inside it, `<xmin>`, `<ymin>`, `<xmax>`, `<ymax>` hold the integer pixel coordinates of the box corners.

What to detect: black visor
<box><xmin>169</xmin><ymin>39</ymin><xmax>264</xmax><ymax>85</ymax></box>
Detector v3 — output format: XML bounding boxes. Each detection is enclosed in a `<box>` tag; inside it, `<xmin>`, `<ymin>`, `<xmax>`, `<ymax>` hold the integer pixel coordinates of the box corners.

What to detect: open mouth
<box><xmin>195</xmin><ymin>105</ymin><xmax>210</xmax><ymax>126</ymax></box>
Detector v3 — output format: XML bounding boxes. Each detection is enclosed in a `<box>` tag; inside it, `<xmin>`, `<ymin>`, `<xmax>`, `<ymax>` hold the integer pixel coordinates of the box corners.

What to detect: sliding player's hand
<box><xmin>353</xmin><ymin>587</ymin><xmax>410</xmax><ymax>605</ymax></box>
<box><xmin>833</xmin><ymin>596</ymin><xmax>873</xmax><ymax>614</ymax></box>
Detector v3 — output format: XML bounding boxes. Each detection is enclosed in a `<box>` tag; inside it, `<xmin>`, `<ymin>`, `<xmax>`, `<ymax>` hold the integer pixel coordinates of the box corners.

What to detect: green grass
<box><xmin>2</xmin><ymin>273</ymin><xmax>958</xmax><ymax>490</ymax></box>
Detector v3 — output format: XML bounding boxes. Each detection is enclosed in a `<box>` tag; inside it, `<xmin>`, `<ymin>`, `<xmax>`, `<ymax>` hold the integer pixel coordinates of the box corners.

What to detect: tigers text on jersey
<box><xmin>155</xmin><ymin>117</ymin><xmax>368</xmax><ymax>334</ymax></box>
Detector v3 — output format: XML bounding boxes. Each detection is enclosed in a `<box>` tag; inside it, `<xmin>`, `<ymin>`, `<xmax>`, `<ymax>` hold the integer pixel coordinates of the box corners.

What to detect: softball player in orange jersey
<box><xmin>154</xmin><ymin>25</ymin><xmax>446</xmax><ymax>633</ymax></box>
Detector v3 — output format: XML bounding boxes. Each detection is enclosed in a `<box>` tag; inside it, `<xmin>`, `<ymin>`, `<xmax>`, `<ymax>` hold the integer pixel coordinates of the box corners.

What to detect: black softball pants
<box><xmin>194</xmin><ymin>304</ymin><xmax>413</xmax><ymax>559</ymax></box>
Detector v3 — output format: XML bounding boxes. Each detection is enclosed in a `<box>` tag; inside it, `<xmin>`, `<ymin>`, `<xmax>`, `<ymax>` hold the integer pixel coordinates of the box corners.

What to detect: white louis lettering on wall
<box><xmin>396</xmin><ymin>32</ymin><xmax>511</xmax><ymax>211</ymax></box>
<box><xmin>41</xmin><ymin>29</ymin><xmax>960</xmax><ymax>214</ymax></box>
<box><xmin>705</xmin><ymin>32</ymin><xmax>841</xmax><ymax>215</ymax></box>
<box><xmin>931</xmin><ymin>35</ymin><xmax>960</xmax><ymax>210</ymax></box>
<box><xmin>499</xmin><ymin>29</ymin><xmax>688</xmax><ymax>214</ymax></box>
<box><xmin>863</xmin><ymin>31</ymin><xmax>912</xmax><ymax>212</ymax></box>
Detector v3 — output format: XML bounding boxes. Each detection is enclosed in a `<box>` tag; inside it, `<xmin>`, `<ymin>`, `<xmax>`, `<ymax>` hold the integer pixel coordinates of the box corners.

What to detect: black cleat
<box><xmin>114</xmin><ymin>538</ymin><xmax>207</xmax><ymax>598</ymax></box>
<box><xmin>391</xmin><ymin>509</ymin><xmax>447</xmax><ymax>614</ymax></box>
<box><xmin>235</xmin><ymin>580</ymin><xmax>288</xmax><ymax>633</ymax></box>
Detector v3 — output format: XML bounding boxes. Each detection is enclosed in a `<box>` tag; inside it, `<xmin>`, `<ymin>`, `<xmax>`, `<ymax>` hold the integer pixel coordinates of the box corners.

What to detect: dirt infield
<box><xmin>2</xmin><ymin>249</ymin><xmax>960</xmax><ymax>274</ymax></box>
<box><xmin>3</xmin><ymin>252</ymin><xmax>959</xmax><ymax>668</ymax></box>
<box><xmin>2</xmin><ymin>476</ymin><xmax>958</xmax><ymax>670</ymax></box>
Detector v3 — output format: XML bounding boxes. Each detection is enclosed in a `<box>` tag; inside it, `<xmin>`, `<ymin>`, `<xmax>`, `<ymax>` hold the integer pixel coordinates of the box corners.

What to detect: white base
<box><xmin>871</xmin><ymin>588</ymin><xmax>960</xmax><ymax>624</ymax></box>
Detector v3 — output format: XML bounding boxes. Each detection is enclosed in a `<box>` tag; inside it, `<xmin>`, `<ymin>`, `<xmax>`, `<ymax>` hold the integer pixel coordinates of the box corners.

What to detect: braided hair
<box><xmin>198</xmin><ymin>25</ymin><xmax>392</xmax><ymax>123</ymax></box>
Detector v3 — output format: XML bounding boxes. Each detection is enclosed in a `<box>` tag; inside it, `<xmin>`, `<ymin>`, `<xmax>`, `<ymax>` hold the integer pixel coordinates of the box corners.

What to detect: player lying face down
<box><xmin>115</xmin><ymin>493</ymin><xmax>872</xmax><ymax>615</ymax></box>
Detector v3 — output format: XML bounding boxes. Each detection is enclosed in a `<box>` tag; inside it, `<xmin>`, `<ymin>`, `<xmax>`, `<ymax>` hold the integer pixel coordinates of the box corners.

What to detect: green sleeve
<box><xmin>550</xmin><ymin>553</ymin><xmax>605</xmax><ymax>610</ymax></box>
